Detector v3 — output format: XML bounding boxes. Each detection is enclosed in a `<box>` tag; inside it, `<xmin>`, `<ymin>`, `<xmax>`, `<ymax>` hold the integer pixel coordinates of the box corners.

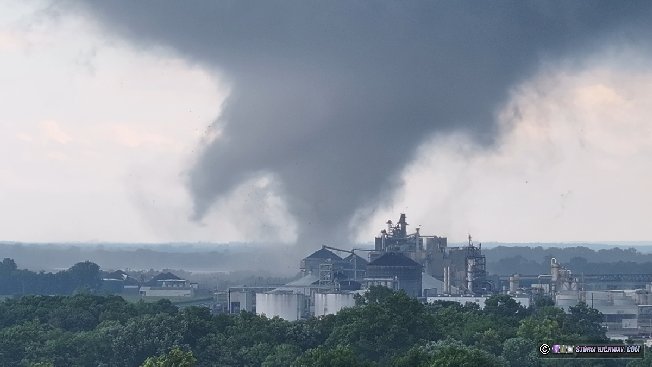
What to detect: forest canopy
<box><xmin>0</xmin><ymin>287</ymin><xmax>646</xmax><ymax>366</ymax></box>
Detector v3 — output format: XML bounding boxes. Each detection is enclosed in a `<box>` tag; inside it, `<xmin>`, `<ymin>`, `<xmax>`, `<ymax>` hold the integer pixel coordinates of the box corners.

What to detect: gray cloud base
<box><xmin>66</xmin><ymin>1</ymin><xmax>652</xmax><ymax>244</ymax></box>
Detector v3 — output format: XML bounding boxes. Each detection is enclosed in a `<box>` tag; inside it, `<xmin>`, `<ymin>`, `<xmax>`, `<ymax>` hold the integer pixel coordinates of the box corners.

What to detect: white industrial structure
<box><xmin>245</xmin><ymin>226</ymin><xmax>652</xmax><ymax>338</ymax></box>
<box><xmin>256</xmin><ymin>292</ymin><xmax>307</xmax><ymax>321</ymax></box>
<box><xmin>314</xmin><ymin>292</ymin><xmax>358</xmax><ymax>317</ymax></box>
<box><xmin>555</xmin><ymin>287</ymin><xmax>652</xmax><ymax>339</ymax></box>
<box><xmin>508</xmin><ymin>257</ymin><xmax>652</xmax><ymax>339</ymax></box>
<box><xmin>139</xmin><ymin>272</ymin><xmax>197</xmax><ymax>298</ymax></box>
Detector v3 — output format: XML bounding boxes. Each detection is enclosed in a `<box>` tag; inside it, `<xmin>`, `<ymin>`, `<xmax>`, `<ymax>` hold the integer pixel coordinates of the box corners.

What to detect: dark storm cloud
<box><xmin>66</xmin><ymin>1</ymin><xmax>652</xmax><ymax>243</ymax></box>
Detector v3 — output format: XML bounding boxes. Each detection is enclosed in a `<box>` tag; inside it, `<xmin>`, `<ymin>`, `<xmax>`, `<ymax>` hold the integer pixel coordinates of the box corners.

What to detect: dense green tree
<box><xmin>181</xmin><ymin>306</ymin><xmax>213</xmax><ymax>346</ymax></box>
<box><xmin>239</xmin><ymin>342</ymin><xmax>274</xmax><ymax>366</ymax></box>
<box><xmin>474</xmin><ymin>328</ymin><xmax>503</xmax><ymax>356</ymax></box>
<box><xmin>0</xmin><ymin>258</ymin><xmax>17</xmax><ymax>274</ymax></box>
<box><xmin>517</xmin><ymin>306</ymin><xmax>565</xmax><ymax>344</ymax></box>
<box><xmin>0</xmin><ymin>321</ymin><xmax>58</xmax><ymax>366</ymax></box>
<box><xmin>262</xmin><ymin>344</ymin><xmax>301</xmax><ymax>367</ymax></box>
<box><xmin>354</xmin><ymin>285</ymin><xmax>395</xmax><ymax>305</ymax></box>
<box><xmin>293</xmin><ymin>345</ymin><xmax>370</xmax><ymax>367</ymax></box>
<box><xmin>484</xmin><ymin>294</ymin><xmax>527</xmax><ymax>319</ymax></box>
<box><xmin>427</xmin><ymin>299</ymin><xmax>512</xmax><ymax>345</ymax></box>
<box><xmin>194</xmin><ymin>332</ymin><xmax>241</xmax><ymax>366</ymax></box>
<box><xmin>394</xmin><ymin>339</ymin><xmax>506</xmax><ymax>367</ymax></box>
<box><xmin>626</xmin><ymin>346</ymin><xmax>652</xmax><ymax>367</ymax></box>
<box><xmin>326</xmin><ymin>289</ymin><xmax>437</xmax><ymax>362</ymax></box>
<box><xmin>426</xmin><ymin>339</ymin><xmax>507</xmax><ymax>367</ymax></box>
<box><xmin>532</xmin><ymin>294</ymin><xmax>556</xmax><ymax>309</ymax></box>
<box><xmin>0</xmin><ymin>258</ymin><xmax>105</xmax><ymax>295</ymax></box>
<box><xmin>0</xmin><ymin>287</ymin><xmax>617</xmax><ymax>367</ymax></box>
<box><xmin>68</xmin><ymin>261</ymin><xmax>102</xmax><ymax>292</ymax></box>
<box><xmin>501</xmin><ymin>337</ymin><xmax>540</xmax><ymax>367</ymax></box>
<box><xmin>141</xmin><ymin>347</ymin><xmax>197</xmax><ymax>367</ymax></box>
<box><xmin>565</xmin><ymin>301</ymin><xmax>607</xmax><ymax>342</ymax></box>
<box><xmin>110</xmin><ymin>313</ymin><xmax>187</xmax><ymax>367</ymax></box>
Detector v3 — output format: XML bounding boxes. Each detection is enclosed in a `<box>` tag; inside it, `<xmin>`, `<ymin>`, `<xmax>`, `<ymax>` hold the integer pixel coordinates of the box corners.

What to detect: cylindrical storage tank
<box><xmin>466</xmin><ymin>259</ymin><xmax>475</xmax><ymax>292</ymax></box>
<box><xmin>550</xmin><ymin>258</ymin><xmax>560</xmax><ymax>283</ymax></box>
<box><xmin>366</xmin><ymin>252</ymin><xmax>423</xmax><ymax>298</ymax></box>
<box><xmin>256</xmin><ymin>293</ymin><xmax>305</xmax><ymax>321</ymax></box>
<box><xmin>509</xmin><ymin>274</ymin><xmax>520</xmax><ymax>294</ymax></box>
<box><xmin>556</xmin><ymin>293</ymin><xmax>579</xmax><ymax>310</ymax></box>
<box><xmin>636</xmin><ymin>292</ymin><xmax>649</xmax><ymax>305</ymax></box>
<box><xmin>314</xmin><ymin>292</ymin><xmax>356</xmax><ymax>317</ymax></box>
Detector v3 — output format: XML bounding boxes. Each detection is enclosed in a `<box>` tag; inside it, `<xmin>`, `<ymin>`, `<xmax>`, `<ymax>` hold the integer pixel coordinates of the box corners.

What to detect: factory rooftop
<box><xmin>368</xmin><ymin>252</ymin><xmax>421</xmax><ymax>267</ymax></box>
<box><xmin>305</xmin><ymin>248</ymin><xmax>342</xmax><ymax>260</ymax></box>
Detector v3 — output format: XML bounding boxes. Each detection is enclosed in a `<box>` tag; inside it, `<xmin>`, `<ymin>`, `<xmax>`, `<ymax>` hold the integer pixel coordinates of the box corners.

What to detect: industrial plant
<box><xmin>228</xmin><ymin>214</ymin><xmax>496</xmax><ymax>320</ymax></box>
<box><xmin>503</xmin><ymin>258</ymin><xmax>652</xmax><ymax>340</ymax></box>
<box><xmin>223</xmin><ymin>213</ymin><xmax>652</xmax><ymax>340</ymax></box>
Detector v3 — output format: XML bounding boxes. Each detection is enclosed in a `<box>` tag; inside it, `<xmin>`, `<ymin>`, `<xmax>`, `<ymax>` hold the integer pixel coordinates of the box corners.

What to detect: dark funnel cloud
<box><xmin>67</xmin><ymin>1</ymin><xmax>652</xmax><ymax>244</ymax></box>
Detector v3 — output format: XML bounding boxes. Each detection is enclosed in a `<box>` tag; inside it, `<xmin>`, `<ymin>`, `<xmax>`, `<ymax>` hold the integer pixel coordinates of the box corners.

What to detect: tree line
<box><xmin>0</xmin><ymin>257</ymin><xmax>295</xmax><ymax>296</ymax></box>
<box><xmin>485</xmin><ymin>246</ymin><xmax>652</xmax><ymax>275</ymax></box>
<box><xmin>1</xmin><ymin>287</ymin><xmax>649</xmax><ymax>366</ymax></box>
<box><xmin>0</xmin><ymin>258</ymin><xmax>102</xmax><ymax>295</ymax></box>
<box><xmin>487</xmin><ymin>255</ymin><xmax>652</xmax><ymax>276</ymax></box>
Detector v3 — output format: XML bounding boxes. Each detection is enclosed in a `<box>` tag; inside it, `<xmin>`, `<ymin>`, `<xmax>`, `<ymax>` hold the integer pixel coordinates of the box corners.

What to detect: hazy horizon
<box><xmin>3</xmin><ymin>239</ymin><xmax>652</xmax><ymax>250</ymax></box>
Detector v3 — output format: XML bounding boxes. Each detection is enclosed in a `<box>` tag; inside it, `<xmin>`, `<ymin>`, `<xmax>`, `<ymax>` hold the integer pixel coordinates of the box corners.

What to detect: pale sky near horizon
<box><xmin>1</xmin><ymin>2</ymin><xmax>651</xmax><ymax>245</ymax></box>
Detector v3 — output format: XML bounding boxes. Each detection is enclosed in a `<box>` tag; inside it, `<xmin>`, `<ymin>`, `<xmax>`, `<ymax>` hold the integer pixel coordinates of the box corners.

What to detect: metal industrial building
<box><xmin>225</xmin><ymin>213</ymin><xmax>652</xmax><ymax>338</ymax></box>
<box><xmin>246</xmin><ymin>213</ymin><xmax>492</xmax><ymax>320</ymax></box>
<box><xmin>365</xmin><ymin>252</ymin><xmax>422</xmax><ymax>297</ymax></box>
<box><xmin>498</xmin><ymin>257</ymin><xmax>652</xmax><ymax>339</ymax></box>
<box><xmin>371</xmin><ymin>213</ymin><xmax>488</xmax><ymax>294</ymax></box>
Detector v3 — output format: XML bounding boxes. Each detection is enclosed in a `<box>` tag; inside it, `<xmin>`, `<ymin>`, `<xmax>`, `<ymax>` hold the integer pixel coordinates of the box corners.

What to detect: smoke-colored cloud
<box><xmin>65</xmin><ymin>1</ymin><xmax>652</xmax><ymax>244</ymax></box>
<box><xmin>358</xmin><ymin>50</ymin><xmax>652</xmax><ymax>243</ymax></box>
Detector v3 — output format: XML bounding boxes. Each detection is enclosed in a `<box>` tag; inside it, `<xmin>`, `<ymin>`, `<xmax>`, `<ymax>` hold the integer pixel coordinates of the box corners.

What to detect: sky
<box><xmin>0</xmin><ymin>1</ymin><xmax>651</xmax><ymax>245</ymax></box>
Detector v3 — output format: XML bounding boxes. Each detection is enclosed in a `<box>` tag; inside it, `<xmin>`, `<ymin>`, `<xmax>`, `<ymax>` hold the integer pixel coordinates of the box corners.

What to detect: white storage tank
<box><xmin>314</xmin><ymin>292</ymin><xmax>357</xmax><ymax>317</ymax></box>
<box><xmin>636</xmin><ymin>292</ymin><xmax>650</xmax><ymax>305</ymax></box>
<box><xmin>509</xmin><ymin>274</ymin><xmax>520</xmax><ymax>294</ymax></box>
<box><xmin>256</xmin><ymin>292</ymin><xmax>306</xmax><ymax>321</ymax></box>
<box><xmin>556</xmin><ymin>293</ymin><xmax>579</xmax><ymax>310</ymax></box>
